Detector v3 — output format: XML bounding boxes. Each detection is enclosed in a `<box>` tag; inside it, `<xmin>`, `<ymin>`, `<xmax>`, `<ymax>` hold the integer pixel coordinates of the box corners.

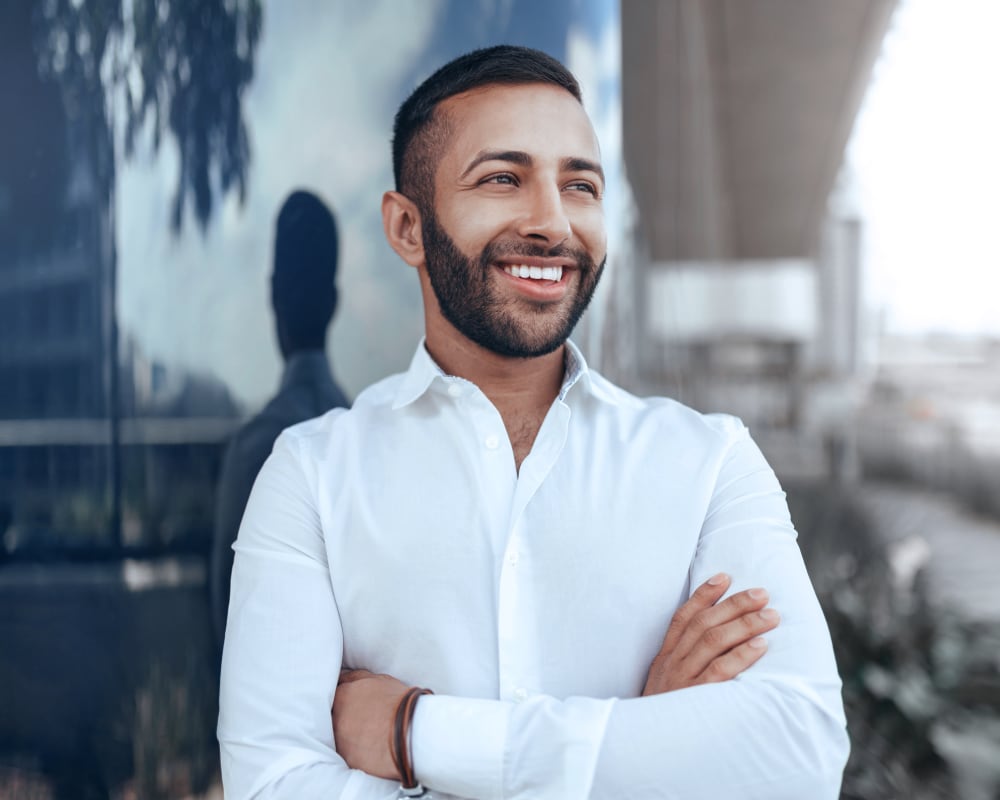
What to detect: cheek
<box><xmin>573</xmin><ymin>207</ymin><xmax>607</xmax><ymax>257</ymax></box>
<box><xmin>438</xmin><ymin>202</ymin><xmax>506</xmax><ymax>253</ymax></box>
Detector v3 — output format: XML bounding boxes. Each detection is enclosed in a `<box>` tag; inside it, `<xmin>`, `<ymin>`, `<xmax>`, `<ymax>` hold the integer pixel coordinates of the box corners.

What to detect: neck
<box><xmin>424</xmin><ymin>331</ymin><xmax>565</xmax><ymax>413</ymax></box>
<box><xmin>427</xmin><ymin>332</ymin><xmax>565</xmax><ymax>472</ymax></box>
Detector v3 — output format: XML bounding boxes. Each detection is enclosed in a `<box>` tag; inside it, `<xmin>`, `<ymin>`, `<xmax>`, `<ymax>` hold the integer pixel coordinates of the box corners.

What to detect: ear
<box><xmin>382</xmin><ymin>191</ymin><xmax>424</xmax><ymax>268</ymax></box>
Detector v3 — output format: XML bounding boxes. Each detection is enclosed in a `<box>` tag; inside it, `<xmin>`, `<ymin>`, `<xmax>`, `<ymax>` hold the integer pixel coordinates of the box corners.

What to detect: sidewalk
<box><xmin>855</xmin><ymin>482</ymin><xmax>1000</xmax><ymax>625</ymax></box>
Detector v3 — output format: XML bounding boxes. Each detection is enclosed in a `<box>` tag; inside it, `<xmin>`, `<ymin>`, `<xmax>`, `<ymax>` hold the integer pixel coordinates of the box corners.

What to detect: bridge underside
<box><xmin>622</xmin><ymin>0</ymin><xmax>897</xmax><ymax>262</ymax></box>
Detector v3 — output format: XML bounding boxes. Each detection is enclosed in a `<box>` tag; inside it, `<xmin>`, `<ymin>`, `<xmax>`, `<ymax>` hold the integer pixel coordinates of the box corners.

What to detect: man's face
<box><xmin>419</xmin><ymin>82</ymin><xmax>607</xmax><ymax>359</ymax></box>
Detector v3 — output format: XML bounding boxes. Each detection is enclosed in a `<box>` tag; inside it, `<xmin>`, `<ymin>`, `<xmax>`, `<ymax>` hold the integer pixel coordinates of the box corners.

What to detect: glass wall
<box><xmin>0</xmin><ymin>2</ymin><xmax>622</xmax><ymax>796</ymax></box>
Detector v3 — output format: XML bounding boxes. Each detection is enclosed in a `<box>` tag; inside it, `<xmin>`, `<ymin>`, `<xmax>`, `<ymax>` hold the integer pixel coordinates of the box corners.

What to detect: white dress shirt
<box><xmin>219</xmin><ymin>340</ymin><xmax>849</xmax><ymax>799</ymax></box>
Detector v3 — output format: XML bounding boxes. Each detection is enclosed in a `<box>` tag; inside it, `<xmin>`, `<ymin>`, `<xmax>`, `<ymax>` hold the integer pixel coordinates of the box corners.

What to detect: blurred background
<box><xmin>1</xmin><ymin>1</ymin><xmax>998</xmax><ymax>798</ymax></box>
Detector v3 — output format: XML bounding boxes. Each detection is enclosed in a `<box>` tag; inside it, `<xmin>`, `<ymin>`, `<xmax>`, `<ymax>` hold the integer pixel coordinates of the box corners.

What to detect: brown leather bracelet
<box><xmin>391</xmin><ymin>686</ymin><xmax>433</xmax><ymax>789</ymax></box>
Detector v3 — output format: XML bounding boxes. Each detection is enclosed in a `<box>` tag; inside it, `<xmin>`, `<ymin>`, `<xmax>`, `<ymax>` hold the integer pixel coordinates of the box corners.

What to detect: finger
<box><xmin>695</xmin><ymin>635</ymin><xmax>770</xmax><ymax>685</ymax></box>
<box><xmin>338</xmin><ymin>668</ymin><xmax>374</xmax><ymax>685</ymax></box>
<box><xmin>680</xmin><ymin>607</ymin><xmax>780</xmax><ymax>677</ymax></box>
<box><xmin>670</xmin><ymin>587</ymin><xmax>770</xmax><ymax>661</ymax></box>
<box><xmin>658</xmin><ymin>573</ymin><xmax>731</xmax><ymax>654</ymax></box>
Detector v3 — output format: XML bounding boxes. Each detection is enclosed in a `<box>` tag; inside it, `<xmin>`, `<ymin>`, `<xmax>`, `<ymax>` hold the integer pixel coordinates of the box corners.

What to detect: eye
<box><xmin>481</xmin><ymin>173</ymin><xmax>518</xmax><ymax>187</ymax></box>
<box><xmin>566</xmin><ymin>180</ymin><xmax>599</xmax><ymax>197</ymax></box>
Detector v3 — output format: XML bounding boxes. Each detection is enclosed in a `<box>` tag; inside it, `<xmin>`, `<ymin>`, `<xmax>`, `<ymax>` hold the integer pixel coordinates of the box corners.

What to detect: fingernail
<box><xmin>707</xmin><ymin>572</ymin><xmax>728</xmax><ymax>586</ymax></box>
<box><xmin>749</xmin><ymin>637</ymin><xmax>768</xmax><ymax>649</ymax></box>
<box><xmin>759</xmin><ymin>608</ymin><xmax>780</xmax><ymax>622</ymax></box>
<box><xmin>748</xmin><ymin>588</ymin><xmax>767</xmax><ymax>600</ymax></box>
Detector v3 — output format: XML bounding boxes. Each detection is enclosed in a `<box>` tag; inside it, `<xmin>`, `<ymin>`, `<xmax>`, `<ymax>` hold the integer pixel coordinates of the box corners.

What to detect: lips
<box><xmin>494</xmin><ymin>259</ymin><xmax>572</xmax><ymax>302</ymax></box>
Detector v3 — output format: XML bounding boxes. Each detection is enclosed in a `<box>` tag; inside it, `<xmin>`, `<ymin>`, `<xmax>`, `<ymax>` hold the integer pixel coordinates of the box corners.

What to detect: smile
<box><xmin>502</xmin><ymin>264</ymin><xmax>564</xmax><ymax>282</ymax></box>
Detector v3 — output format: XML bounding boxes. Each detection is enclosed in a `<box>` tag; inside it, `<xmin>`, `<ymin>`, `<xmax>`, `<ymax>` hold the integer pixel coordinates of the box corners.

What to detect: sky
<box><xmin>847</xmin><ymin>0</ymin><xmax>1000</xmax><ymax>337</ymax></box>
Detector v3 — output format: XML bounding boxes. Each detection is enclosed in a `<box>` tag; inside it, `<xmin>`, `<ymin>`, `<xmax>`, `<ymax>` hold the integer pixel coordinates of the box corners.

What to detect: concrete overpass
<box><xmin>622</xmin><ymin>0</ymin><xmax>897</xmax><ymax>261</ymax></box>
<box><xmin>613</xmin><ymin>0</ymin><xmax>898</xmax><ymax>432</ymax></box>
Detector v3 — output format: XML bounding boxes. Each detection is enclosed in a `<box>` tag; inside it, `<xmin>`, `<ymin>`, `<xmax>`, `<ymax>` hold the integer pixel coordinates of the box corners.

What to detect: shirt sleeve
<box><xmin>217</xmin><ymin>431</ymin><xmax>399</xmax><ymax>800</ymax></box>
<box><xmin>411</xmin><ymin>424</ymin><xmax>849</xmax><ymax>800</ymax></box>
<box><xmin>210</xmin><ymin>428</ymin><xmax>262</xmax><ymax>649</ymax></box>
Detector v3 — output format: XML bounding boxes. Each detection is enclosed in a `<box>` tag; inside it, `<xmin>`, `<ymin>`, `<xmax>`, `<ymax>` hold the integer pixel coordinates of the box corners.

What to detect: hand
<box><xmin>642</xmin><ymin>573</ymin><xmax>779</xmax><ymax>696</ymax></box>
<box><xmin>332</xmin><ymin>668</ymin><xmax>410</xmax><ymax>780</ymax></box>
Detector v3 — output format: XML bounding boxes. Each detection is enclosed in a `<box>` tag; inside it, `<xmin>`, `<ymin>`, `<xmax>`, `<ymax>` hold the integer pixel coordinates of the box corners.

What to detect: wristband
<box><xmin>392</xmin><ymin>686</ymin><xmax>433</xmax><ymax>798</ymax></box>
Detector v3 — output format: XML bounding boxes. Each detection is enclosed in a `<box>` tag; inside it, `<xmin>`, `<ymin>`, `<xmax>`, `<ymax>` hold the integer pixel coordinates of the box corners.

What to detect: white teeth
<box><xmin>503</xmin><ymin>265</ymin><xmax>564</xmax><ymax>281</ymax></box>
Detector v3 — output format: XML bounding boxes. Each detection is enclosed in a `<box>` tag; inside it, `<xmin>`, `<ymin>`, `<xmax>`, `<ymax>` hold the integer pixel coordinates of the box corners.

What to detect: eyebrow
<box><xmin>563</xmin><ymin>156</ymin><xmax>605</xmax><ymax>187</ymax></box>
<box><xmin>460</xmin><ymin>150</ymin><xmax>532</xmax><ymax>180</ymax></box>
<box><xmin>460</xmin><ymin>149</ymin><xmax>605</xmax><ymax>186</ymax></box>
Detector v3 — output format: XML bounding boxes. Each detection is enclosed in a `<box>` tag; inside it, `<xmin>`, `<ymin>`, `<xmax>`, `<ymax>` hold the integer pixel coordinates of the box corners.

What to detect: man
<box><xmin>210</xmin><ymin>189</ymin><xmax>349</xmax><ymax>647</ymax></box>
<box><xmin>219</xmin><ymin>46</ymin><xmax>848</xmax><ymax>799</ymax></box>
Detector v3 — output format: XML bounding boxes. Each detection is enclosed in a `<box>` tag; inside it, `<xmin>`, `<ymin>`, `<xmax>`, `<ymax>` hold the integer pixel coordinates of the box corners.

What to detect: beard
<box><xmin>420</xmin><ymin>208</ymin><xmax>605</xmax><ymax>359</ymax></box>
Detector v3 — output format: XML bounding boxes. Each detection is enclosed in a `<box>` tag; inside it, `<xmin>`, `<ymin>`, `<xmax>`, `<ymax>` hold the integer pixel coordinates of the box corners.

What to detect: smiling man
<box><xmin>218</xmin><ymin>46</ymin><xmax>849</xmax><ymax>799</ymax></box>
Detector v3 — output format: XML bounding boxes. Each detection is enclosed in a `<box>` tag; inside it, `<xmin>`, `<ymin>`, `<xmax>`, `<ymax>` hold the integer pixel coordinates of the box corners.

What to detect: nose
<box><xmin>516</xmin><ymin>182</ymin><xmax>571</xmax><ymax>246</ymax></box>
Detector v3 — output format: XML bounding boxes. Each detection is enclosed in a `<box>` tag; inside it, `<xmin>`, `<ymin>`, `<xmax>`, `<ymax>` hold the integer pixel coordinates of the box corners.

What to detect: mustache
<box><xmin>479</xmin><ymin>240</ymin><xmax>596</xmax><ymax>270</ymax></box>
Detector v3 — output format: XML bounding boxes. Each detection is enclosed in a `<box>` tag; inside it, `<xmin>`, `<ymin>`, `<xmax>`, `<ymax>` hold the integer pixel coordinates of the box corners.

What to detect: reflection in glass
<box><xmin>1</xmin><ymin>0</ymin><xmax>262</xmax><ymax>557</ymax></box>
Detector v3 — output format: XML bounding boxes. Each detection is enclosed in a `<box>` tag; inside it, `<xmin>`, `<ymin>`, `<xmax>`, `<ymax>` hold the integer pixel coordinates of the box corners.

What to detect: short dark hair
<box><xmin>391</xmin><ymin>45</ymin><xmax>582</xmax><ymax>210</ymax></box>
<box><xmin>271</xmin><ymin>190</ymin><xmax>338</xmax><ymax>353</ymax></box>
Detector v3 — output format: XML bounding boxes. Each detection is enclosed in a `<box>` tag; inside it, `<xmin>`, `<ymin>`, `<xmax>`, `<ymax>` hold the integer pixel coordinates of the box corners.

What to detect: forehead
<box><xmin>436</xmin><ymin>83</ymin><xmax>601</xmax><ymax>170</ymax></box>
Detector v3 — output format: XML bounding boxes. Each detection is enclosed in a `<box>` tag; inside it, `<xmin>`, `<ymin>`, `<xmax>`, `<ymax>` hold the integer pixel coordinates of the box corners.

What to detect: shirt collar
<box><xmin>391</xmin><ymin>338</ymin><xmax>606</xmax><ymax>410</ymax></box>
<box><xmin>391</xmin><ymin>339</ymin><xmax>443</xmax><ymax>410</ymax></box>
<box><xmin>559</xmin><ymin>339</ymin><xmax>587</xmax><ymax>400</ymax></box>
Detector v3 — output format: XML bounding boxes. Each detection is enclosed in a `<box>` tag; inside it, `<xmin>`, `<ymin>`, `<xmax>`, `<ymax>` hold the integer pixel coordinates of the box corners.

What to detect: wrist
<box><xmin>391</xmin><ymin>686</ymin><xmax>433</xmax><ymax>796</ymax></box>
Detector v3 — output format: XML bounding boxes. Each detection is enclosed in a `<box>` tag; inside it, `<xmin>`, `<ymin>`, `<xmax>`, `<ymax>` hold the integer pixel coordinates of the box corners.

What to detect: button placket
<box><xmin>498</xmin><ymin>516</ymin><xmax>533</xmax><ymax>703</ymax></box>
<box><xmin>465</xmin><ymin>392</ymin><xmax>525</xmax><ymax>701</ymax></box>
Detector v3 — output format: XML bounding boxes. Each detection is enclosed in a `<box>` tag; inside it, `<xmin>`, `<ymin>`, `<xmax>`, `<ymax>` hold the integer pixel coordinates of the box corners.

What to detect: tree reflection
<box><xmin>33</xmin><ymin>0</ymin><xmax>262</xmax><ymax>233</ymax></box>
<box><xmin>10</xmin><ymin>0</ymin><xmax>263</xmax><ymax>550</ymax></box>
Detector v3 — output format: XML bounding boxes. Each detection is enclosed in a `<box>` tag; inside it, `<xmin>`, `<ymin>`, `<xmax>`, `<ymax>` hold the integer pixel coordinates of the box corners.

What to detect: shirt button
<box><xmin>513</xmin><ymin>687</ymin><xmax>528</xmax><ymax>703</ymax></box>
<box><xmin>484</xmin><ymin>434</ymin><xmax>500</xmax><ymax>450</ymax></box>
<box><xmin>447</xmin><ymin>383</ymin><xmax>463</xmax><ymax>398</ymax></box>
<box><xmin>507</xmin><ymin>551</ymin><xmax>519</xmax><ymax>567</ymax></box>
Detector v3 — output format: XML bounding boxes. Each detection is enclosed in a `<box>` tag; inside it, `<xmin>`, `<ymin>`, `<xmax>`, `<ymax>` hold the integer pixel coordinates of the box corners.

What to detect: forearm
<box><xmin>591</xmin><ymin>678</ymin><xmax>848</xmax><ymax>799</ymax></box>
<box><xmin>410</xmin><ymin>676</ymin><xmax>846</xmax><ymax>800</ymax></box>
<box><xmin>219</xmin><ymin>743</ymin><xmax>397</xmax><ymax>800</ymax></box>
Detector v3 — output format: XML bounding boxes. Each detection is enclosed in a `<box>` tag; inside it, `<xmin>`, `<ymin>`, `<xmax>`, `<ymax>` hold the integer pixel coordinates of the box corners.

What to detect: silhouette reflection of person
<box><xmin>210</xmin><ymin>190</ymin><xmax>349</xmax><ymax>646</ymax></box>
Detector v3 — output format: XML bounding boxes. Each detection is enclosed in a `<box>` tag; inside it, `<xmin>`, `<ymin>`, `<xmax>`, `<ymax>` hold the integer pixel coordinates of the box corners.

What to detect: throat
<box><xmin>505</xmin><ymin>412</ymin><xmax>545</xmax><ymax>473</ymax></box>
